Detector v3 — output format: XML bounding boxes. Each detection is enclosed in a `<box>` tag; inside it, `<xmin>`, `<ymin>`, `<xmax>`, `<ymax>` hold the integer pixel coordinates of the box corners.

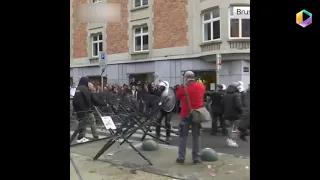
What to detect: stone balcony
<box><xmin>227</xmin><ymin>39</ymin><xmax>250</xmax><ymax>50</ymax></box>
<box><xmin>199</xmin><ymin>41</ymin><xmax>222</xmax><ymax>52</ymax></box>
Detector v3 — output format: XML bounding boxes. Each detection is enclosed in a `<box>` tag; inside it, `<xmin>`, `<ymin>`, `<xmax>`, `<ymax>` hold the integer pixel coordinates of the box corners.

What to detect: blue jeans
<box><xmin>177</xmin><ymin>118</ymin><xmax>201</xmax><ymax>161</ymax></box>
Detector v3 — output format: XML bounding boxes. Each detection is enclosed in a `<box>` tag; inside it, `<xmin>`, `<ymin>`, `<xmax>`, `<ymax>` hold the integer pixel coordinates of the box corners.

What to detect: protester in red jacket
<box><xmin>175</xmin><ymin>71</ymin><xmax>205</xmax><ymax>165</ymax></box>
<box><xmin>176</xmin><ymin>76</ymin><xmax>205</xmax><ymax>119</ymax></box>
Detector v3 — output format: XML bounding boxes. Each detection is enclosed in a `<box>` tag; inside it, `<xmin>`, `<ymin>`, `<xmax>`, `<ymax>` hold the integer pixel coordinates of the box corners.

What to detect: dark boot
<box><xmin>176</xmin><ymin>158</ymin><xmax>184</xmax><ymax>164</ymax></box>
<box><xmin>193</xmin><ymin>159</ymin><xmax>202</xmax><ymax>164</ymax></box>
<box><xmin>238</xmin><ymin>128</ymin><xmax>249</xmax><ymax>142</ymax></box>
<box><xmin>165</xmin><ymin>136</ymin><xmax>171</xmax><ymax>142</ymax></box>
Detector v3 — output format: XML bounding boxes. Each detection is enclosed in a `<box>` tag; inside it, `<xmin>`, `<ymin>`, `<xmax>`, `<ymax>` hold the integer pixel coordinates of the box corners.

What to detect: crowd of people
<box><xmin>70</xmin><ymin>72</ymin><xmax>250</xmax><ymax>163</ymax></box>
<box><xmin>71</xmin><ymin>79</ymin><xmax>182</xmax><ymax>113</ymax></box>
<box><xmin>206</xmin><ymin>81</ymin><xmax>250</xmax><ymax>147</ymax></box>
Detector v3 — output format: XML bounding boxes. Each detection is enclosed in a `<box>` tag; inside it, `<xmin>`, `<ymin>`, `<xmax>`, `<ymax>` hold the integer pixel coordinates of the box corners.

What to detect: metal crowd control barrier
<box><xmin>70</xmin><ymin>92</ymin><xmax>177</xmax><ymax>165</ymax></box>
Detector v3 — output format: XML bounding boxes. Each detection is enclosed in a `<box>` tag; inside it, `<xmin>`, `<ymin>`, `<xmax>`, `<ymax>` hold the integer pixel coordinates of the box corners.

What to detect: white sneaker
<box><xmin>227</xmin><ymin>138</ymin><xmax>239</xmax><ymax>147</ymax></box>
<box><xmin>76</xmin><ymin>137</ymin><xmax>89</xmax><ymax>143</ymax></box>
<box><xmin>76</xmin><ymin>138</ymin><xmax>84</xmax><ymax>143</ymax></box>
<box><xmin>82</xmin><ymin>137</ymin><xmax>89</xmax><ymax>142</ymax></box>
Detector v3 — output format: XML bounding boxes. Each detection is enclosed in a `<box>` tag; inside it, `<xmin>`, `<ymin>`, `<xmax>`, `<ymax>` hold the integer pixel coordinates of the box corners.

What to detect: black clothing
<box><xmin>72</xmin><ymin>77</ymin><xmax>106</xmax><ymax>140</ymax></box>
<box><xmin>207</xmin><ymin>90</ymin><xmax>226</xmax><ymax>134</ymax></box>
<box><xmin>137</xmin><ymin>89</ymin><xmax>146</xmax><ymax>112</ymax></box>
<box><xmin>238</xmin><ymin>87</ymin><xmax>250</xmax><ymax>132</ymax></box>
<box><xmin>136</xmin><ymin>89</ymin><xmax>143</xmax><ymax>101</ymax></box>
<box><xmin>73</xmin><ymin>77</ymin><xmax>91</xmax><ymax>113</ymax></box>
<box><xmin>154</xmin><ymin>86</ymin><xmax>173</xmax><ymax>138</ymax></box>
<box><xmin>149</xmin><ymin>89</ymin><xmax>161</xmax><ymax>97</ymax></box>
<box><xmin>156</xmin><ymin>110</ymin><xmax>172</xmax><ymax>138</ymax></box>
<box><xmin>73</xmin><ymin>86</ymin><xmax>106</xmax><ymax>113</ymax></box>
<box><xmin>240</xmin><ymin>91</ymin><xmax>246</xmax><ymax>108</ymax></box>
<box><xmin>122</xmin><ymin>88</ymin><xmax>131</xmax><ymax>94</ymax></box>
<box><xmin>222</xmin><ymin>85</ymin><xmax>242</xmax><ymax>121</ymax></box>
<box><xmin>130</xmin><ymin>81</ymin><xmax>137</xmax><ymax>86</ymax></box>
<box><xmin>144</xmin><ymin>94</ymin><xmax>160</xmax><ymax>113</ymax></box>
<box><xmin>211</xmin><ymin>112</ymin><xmax>226</xmax><ymax>135</ymax></box>
<box><xmin>147</xmin><ymin>84</ymin><xmax>161</xmax><ymax>96</ymax></box>
<box><xmin>209</xmin><ymin>91</ymin><xmax>224</xmax><ymax>114</ymax></box>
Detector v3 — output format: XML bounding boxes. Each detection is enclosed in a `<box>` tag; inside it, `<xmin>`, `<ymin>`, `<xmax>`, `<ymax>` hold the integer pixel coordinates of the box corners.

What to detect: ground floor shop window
<box><xmin>182</xmin><ymin>71</ymin><xmax>216</xmax><ymax>90</ymax></box>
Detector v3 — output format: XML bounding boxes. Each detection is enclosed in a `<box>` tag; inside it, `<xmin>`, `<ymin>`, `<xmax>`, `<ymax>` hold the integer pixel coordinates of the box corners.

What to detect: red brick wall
<box><xmin>106</xmin><ymin>0</ymin><xmax>129</xmax><ymax>54</ymax></box>
<box><xmin>153</xmin><ymin>0</ymin><xmax>188</xmax><ymax>49</ymax></box>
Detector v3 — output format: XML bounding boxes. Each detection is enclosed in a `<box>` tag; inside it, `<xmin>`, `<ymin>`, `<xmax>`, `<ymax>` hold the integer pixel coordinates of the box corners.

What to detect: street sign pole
<box><xmin>216</xmin><ymin>54</ymin><xmax>222</xmax><ymax>90</ymax></box>
<box><xmin>99</xmin><ymin>51</ymin><xmax>107</xmax><ymax>88</ymax></box>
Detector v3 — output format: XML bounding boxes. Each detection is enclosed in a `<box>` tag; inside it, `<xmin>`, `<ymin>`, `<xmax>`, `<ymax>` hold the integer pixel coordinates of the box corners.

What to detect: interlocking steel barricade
<box><xmin>70</xmin><ymin>91</ymin><xmax>177</xmax><ymax>165</ymax></box>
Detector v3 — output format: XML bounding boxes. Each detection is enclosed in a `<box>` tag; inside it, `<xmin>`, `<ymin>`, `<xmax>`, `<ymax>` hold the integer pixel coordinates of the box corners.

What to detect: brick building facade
<box><xmin>70</xmin><ymin>0</ymin><xmax>250</xmax><ymax>89</ymax></box>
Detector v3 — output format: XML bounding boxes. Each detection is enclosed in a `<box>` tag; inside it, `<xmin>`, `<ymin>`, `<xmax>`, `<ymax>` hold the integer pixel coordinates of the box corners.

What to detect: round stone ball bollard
<box><xmin>141</xmin><ymin>140</ymin><xmax>159</xmax><ymax>151</ymax></box>
<box><xmin>200</xmin><ymin>148</ymin><xmax>219</xmax><ymax>162</ymax></box>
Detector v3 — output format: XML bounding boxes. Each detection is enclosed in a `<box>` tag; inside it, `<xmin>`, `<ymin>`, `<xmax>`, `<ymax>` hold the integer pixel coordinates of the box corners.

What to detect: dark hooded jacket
<box><xmin>136</xmin><ymin>89</ymin><xmax>142</xmax><ymax>101</ymax></box>
<box><xmin>238</xmin><ymin>87</ymin><xmax>250</xmax><ymax>131</ymax></box>
<box><xmin>72</xmin><ymin>77</ymin><xmax>105</xmax><ymax>114</ymax></box>
<box><xmin>222</xmin><ymin>85</ymin><xmax>242</xmax><ymax>121</ymax></box>
<box><xmin>240</xmin><ymin>91</ymin><xmax>246</xmax><ymax>108</ymax></box>
<box><xmin>209</xmin><ymin>90</ymin><xmax>225</xmax><ymax>114</ymax></box>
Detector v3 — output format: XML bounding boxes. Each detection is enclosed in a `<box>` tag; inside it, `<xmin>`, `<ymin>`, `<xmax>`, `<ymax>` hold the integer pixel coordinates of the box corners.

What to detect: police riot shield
<box><xmin>160</xmin><ymin>87</ymin><xmax>176</xmax><ymax>112</ymax></box>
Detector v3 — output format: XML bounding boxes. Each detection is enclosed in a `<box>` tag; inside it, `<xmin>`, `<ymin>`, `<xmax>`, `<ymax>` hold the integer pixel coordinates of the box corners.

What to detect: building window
<box><xmin>229</xmin><ymin>6</ymin><xmax>250</xmax><ymax>39</ymax></box>
<box><xmin>202</xmin><ymin>8</ymin><xmax>220</xmax><ymax>42</ymax></box>
<box><xmin>91</xmin><ymin>33</ymin><xmax>103</xmax><ymax>57</ymax></box>
<box><xmin>92</xmin><ymin>0</ymin><xmax>103</xmax><ymax>3</ymax></box>
<box><xmin>134</xmin><ymin>0</ymin><xmax>148</xmax><ymax>8</ymax></box>
<box><xmin>134</xmin><ymin>26</ymin><xmax>148</xmax><ymax>52</ymax></box>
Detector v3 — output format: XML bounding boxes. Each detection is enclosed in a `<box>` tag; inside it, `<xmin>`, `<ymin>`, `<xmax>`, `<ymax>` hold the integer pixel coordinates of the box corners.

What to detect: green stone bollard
<box><xmin>200</xmin><ymin>148</ymin><xmax>219</xmax><ymax>162</ymax></box>
<box><xmin>141</xmin><ymin>140</ymin><xmax>159</xmax><ymax>151</ymax></box>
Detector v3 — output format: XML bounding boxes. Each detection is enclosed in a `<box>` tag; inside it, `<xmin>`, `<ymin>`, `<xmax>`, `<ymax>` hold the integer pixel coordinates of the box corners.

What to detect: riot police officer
<box><xmin>155</xmin><ymin>81</ymin><xmax>174</xmax><ymax>141</ymax></box>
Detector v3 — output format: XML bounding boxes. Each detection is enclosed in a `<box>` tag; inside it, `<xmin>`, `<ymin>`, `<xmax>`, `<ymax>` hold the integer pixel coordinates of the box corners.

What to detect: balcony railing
<box><xmin>228</xmin><ymin>39</ymin><xmax>250</xmax><ymax>50</ymax></box>
<box><xmin>200</xmin><ymin>41</ymin><xmax>222</xmax><ymax>52</ymax></box>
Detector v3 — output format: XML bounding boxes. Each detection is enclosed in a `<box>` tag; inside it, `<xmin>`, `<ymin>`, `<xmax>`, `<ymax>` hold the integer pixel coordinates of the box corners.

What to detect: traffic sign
<box><xmin>99</xmin><ymin>51</ymin><xmax>107</xmax><ymax>67</ymax></box>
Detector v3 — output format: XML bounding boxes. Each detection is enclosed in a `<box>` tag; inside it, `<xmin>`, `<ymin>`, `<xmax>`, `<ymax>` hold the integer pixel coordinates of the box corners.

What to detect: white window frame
<box><xmin>202</xmin><ymin>9</ymin><xmax>221</xmax><ymax>42</ymax></box>
<box><xmin>92</xmin><ymin>0</ymin><xmax>103</xmax><ymax>3</ymax></box>
<box><xmin>133</xmin><ymin>26</ymin><xmax>149</xmax><ymax>52</ymax></box>
<box><xmin>91</xmin><ymin>33</ymin><xmax>103</xmax><ymax>57</ymax></box>
<box><xmin>133</xmin><ymin>0</ymin><xmax>148</xmax><ymax>8</ymax></box>
<box><xmin>228</xmin><ymin>6</ymin><xmax>250</xmax><ymax>39</ymax></box>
